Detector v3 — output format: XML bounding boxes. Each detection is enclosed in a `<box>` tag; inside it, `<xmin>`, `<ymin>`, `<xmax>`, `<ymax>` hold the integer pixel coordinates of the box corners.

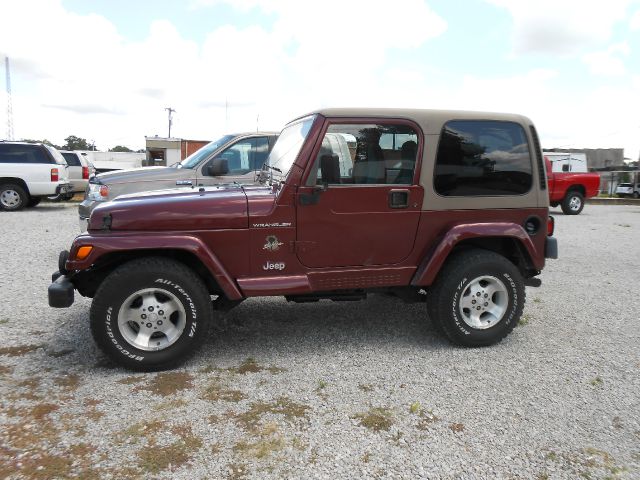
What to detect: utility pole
<box><xmin>165</xmin><ymin>107</ymin><xmax>175</xmax><ymax>138</ymax></box>
<box><xmin>5</xmin><ymin>57</ymin><xmax>14</xmax><ymax>140</ymax></box>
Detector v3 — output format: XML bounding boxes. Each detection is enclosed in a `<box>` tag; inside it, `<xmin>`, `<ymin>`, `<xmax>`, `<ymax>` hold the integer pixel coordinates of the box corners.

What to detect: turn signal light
<box><xmin>75</xmin><ymin>246</ymin><xmax>93</xmax><ymax>260</ymax></box>
<box><xmin>547</xmin><ymin>216</ymin><xmax>555</xmax><ymax>236</ymax></box>
<box><xmin>51</xmin><ymin>168</ymin><xmax>59</xmax><ymax>182</ymax></box>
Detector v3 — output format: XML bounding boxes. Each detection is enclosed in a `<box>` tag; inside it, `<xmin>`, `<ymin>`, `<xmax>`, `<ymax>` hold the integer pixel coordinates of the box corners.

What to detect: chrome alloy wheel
<box><xmin>459</xmin><ymin>275</ymin><xmax>508</xmax><ymax>330</ymax></box>
<box><xmin>569</xmin><ymin>195</ymin><xmax>582</xmax><ymax>211</ymax></box>
<box><xmin>0</xmin><ymin>189</ymin><xmax>21</xmax><ymax>208</ymax></box>
<box><xmin>117</xmin><ymin>288</ymin><xmax>186</xmax><ymax>351</ymax></box>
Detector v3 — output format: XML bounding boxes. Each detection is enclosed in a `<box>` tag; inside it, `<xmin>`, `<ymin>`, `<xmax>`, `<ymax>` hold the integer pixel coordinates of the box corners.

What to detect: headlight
<box><xmin>87</xmin><ymin>183</ymin><xmax>109</xmax><ymax>201</ymax></box>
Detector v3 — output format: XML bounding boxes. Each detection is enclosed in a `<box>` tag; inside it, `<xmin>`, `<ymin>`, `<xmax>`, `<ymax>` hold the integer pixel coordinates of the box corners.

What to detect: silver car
<box><xmin>78</xmin><ymin>132</ymin><xmax>278</xmax><ymax>230</ymax></box>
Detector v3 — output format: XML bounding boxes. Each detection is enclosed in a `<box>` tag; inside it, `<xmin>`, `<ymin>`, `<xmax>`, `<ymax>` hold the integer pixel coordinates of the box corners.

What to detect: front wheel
<box><xmin>633</xmin><ymin>191</ymin><xmax>639</xmax><ymax>199</ymax></box>
<box><xmin>90</xmin><ymin>257</ymin><xmax>212</xmax><ymax>371</ymax></box>
<box><xmin>561</xmin><ymin>191</ymin><xmax>584</xmax><ymax>215</ymax></box>
<box><xmin>427</xmin><ymin>249</ymin><xmax>525</xmax><ymax>347</ymax></box>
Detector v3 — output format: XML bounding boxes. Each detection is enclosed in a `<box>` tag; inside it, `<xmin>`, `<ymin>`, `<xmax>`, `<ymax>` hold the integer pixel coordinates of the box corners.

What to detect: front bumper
<box><xmin>48</xmin><ymin>272</ymin><xmax>75</xmax><ymax>308</ymax></box>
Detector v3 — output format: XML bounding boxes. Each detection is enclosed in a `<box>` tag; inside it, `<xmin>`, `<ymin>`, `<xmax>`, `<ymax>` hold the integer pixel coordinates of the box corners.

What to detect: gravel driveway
<box><xmin>1</xmin><ymin>203</ymin><xmax>639</xmax><ymax>479</ymax></box>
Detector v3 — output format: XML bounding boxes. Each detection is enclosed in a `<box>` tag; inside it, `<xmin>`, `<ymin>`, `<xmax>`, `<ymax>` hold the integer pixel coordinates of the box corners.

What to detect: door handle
<box><xmin>176</xmin><ymin>180</ymin><xmax>193</xmax><ymax>186</ymax></box>
<box><xmin>388</xmin><ymin>189</ymin><xmax>409</xmax><ymax>208</ymax></box>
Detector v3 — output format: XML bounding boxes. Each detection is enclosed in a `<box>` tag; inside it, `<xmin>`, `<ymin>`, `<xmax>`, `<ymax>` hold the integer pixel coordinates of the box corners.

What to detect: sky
<box><xmin>1</xmin><ymin>0</ymin><xmax>639</xmax><ymax>160</ymax></box>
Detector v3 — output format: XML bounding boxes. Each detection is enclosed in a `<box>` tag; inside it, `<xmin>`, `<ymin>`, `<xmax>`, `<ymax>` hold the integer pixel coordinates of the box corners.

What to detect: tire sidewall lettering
<box><xmin>102</xmin><ymin>279</ymin><xmax>200</xmax><ymax>361</ymax></box>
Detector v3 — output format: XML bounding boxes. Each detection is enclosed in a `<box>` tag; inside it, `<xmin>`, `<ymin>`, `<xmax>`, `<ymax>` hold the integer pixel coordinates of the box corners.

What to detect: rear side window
<box><xmin>61</xmin><ymin>152</ymin><xmax>82</xmax><ymax>166</ymax></box>
<box><xmin>434</xmin><ymin>120</ymin><xmax>533</xmax><ymax>196</ymax></box>
<box><xmin>0</xmin><ymin>144</ymin><xmax>52</xmax><ymax>164</ymax></box>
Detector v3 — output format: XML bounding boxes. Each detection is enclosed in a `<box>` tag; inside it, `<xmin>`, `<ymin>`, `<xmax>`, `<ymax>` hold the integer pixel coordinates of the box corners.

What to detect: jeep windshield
<box><xmin>178</xmin><ymin>134</ymin><xmax>237</xmax><ymax>169</ymax></box>
<box><xmin>262</xmin><ymin>115</ymin><xmax>315</xmax><ymax>183</ymax></box>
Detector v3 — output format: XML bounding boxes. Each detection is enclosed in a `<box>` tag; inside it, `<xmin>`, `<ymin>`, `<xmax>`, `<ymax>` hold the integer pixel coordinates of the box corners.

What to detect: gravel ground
<box><xmin>0</xmin><ymin>203</ymin><xmax>639</xmax><ymax>479</ymax></box>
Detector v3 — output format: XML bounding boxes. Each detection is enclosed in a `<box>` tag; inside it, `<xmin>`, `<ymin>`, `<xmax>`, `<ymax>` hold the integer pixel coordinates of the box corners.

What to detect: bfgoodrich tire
<box><xmin>427</xmin><ymin>249</ymin><xmax>525</xmax><ymax>347</ymax></box>
<box><xmin>90</xmin><ymin>257</ymin><xmax>212</xmax><ymax>371</ymax></box>
<box><xmin>561</xmin><ymin>190</ymin><xmax>584</xmax><ymax>215</ymax></box>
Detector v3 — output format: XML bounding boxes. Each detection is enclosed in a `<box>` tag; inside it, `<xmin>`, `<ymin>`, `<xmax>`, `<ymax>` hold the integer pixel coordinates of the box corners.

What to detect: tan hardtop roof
<box><xmin>298</xmin><ymin>108</ymin><xmax>534</xmax><ymax>135</ymax></box>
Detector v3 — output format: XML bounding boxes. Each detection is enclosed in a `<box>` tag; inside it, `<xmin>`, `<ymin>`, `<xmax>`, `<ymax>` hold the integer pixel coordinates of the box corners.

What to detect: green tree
<box><xmin>21</xmin><ymin>138</ymin><xmax>62</xmax><ymax>149</ymax></box>
<box><xmin>62</xmin><ymin>135</ymin><xmax>96</xmax><ymax>151</ymax></box>
<box><xmin>109</xmin><ymin>145</ymin><xmax>133</xmax><ymax>152</ymax></box>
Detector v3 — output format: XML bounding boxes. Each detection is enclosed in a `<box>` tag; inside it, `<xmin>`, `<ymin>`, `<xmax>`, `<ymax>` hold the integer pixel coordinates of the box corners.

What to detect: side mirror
<box><xmin>207</xmin><ymin>158</ymin><xmax>229</xmax><ymax>176</ymax></box>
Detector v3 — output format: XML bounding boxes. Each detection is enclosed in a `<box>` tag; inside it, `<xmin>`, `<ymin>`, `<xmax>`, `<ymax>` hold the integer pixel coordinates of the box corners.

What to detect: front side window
<box><xmin>434</xmin><ymin>120</ymin><xmax>533</xmax><ymax>196</ymax></box>
<box><xmin>309</xmin><ymin>123</ymin><xmax>418</xmax><ymax>186</ymax></box>
<box><xmin>179</xmin><ymin>134</ymin><xmax>236</xmax><ymax>169</ymax></box>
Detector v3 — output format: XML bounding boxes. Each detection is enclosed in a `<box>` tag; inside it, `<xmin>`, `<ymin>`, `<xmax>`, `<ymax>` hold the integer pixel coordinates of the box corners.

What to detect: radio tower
<box><xmin>5</xmin><ymin>57</ymin><xmax>14</xmax><ymax>140</ymax></box>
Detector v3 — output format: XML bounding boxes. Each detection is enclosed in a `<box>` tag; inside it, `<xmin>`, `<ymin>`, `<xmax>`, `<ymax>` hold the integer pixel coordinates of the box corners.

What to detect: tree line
<box><xmin>21</xmin><ymin>135</ymin><xmax>144</xmax><ymax>153</ymax></box>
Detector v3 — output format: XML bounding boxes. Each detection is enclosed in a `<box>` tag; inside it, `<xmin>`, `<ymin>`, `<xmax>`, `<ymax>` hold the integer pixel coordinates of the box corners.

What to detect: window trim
<box><xmin>432</xmin><ymin>119</ymin><xmax>535</xmax><ymax>198</ymax></box>
<box><xmin>301</xmin><ymin>116</ymin><xmax>425</xmax><ymax>188</ymax></box>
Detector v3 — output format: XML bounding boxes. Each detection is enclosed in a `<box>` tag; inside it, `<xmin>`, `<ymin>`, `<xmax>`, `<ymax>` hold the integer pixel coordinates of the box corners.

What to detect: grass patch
<box><xmin>234</xmin><ymin>423</ymin><xmax>284</xmax><ymax>459</ymax></box>
<box><xmin>117</xmin><ymin>375</ymin><xmax>145</xmax><ymax>385</ymax></box>
<box><xmin>353</xmin><ymin>407</ymin><xmax>394</xmax><ymax>432</ymax></box>
<box><xmin>0</xmin><ymin>344</ymin><xmax>43</xmax><ymax>356</ymax></box>
<box><xmin>229</xmin><ymin>357</ymin><xmax>285</xmax><ymax>375</ymax></box>
<box><xmin>54</xmin><ymin>373</ymin><xmax>81</xmax><ymax>391</ymax></box>
<box><xmin>134</xmin><ymin>371</ymin><xmax>194</xmax><ymax>397</ymax></box>
<box><xmin>236</xmin><ymin>397</ymin><xmax>310</xmax><ymax>431</ymax></box>
<box><xmin>0</xmin><ymin>318</ymin><xmax>8</xmax><ymax>324</ymax></box>
<box><xmin>201</xmin><ymin>378</ymin><xmax>247</xmax><ymax>403</ymax></box>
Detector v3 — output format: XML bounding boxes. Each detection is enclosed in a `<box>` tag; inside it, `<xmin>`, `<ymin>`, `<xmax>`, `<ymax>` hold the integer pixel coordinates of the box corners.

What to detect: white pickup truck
<box><xmin>0</xmin><ymin>141</ymin><xmax>72</xmax><ymax>210</ymax></box>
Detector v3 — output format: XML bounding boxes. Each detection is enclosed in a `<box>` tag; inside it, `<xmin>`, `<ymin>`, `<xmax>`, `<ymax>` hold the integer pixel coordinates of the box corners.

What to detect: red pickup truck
<box><xmin>545</xmin><ymin>157</ymin><xmax>600</xmax><ymax>215</ymax></box>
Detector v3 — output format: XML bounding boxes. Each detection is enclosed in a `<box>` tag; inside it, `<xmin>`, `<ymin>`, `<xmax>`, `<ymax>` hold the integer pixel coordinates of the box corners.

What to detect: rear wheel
<box><xmin>427</xmin><ymin>249</ymin><xmax>525</xmax><ymax>347</ymax></box>
<box><xmin>633</xmin><ymin>191</ymin><xmax>639</xmax><ymax>199</ymax></box>
<box><xmin>0</xmin><ymin>184</ymin><xmax>28</xmax><ymax>211</ymax></box>
<box><xmin>561</xmin><ymin>190</ymin><xmax>584</xmax><ymax>215</ymax></box>
<box><xmin>90</xmin><ymin>257</ymin><xmax>212</xmax><ymax>371</ymax></box>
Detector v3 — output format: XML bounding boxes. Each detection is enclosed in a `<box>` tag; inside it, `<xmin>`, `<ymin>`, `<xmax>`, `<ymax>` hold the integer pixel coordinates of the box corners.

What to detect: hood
<box><xmin>94</xmin><ymin>166</ymin><xmax>177</xmax><ymax>184</ymax></box>
<box><xmin>89</xmin><ymin>185</ymin><xmax>248</xmax><ymax>231</ymax></box>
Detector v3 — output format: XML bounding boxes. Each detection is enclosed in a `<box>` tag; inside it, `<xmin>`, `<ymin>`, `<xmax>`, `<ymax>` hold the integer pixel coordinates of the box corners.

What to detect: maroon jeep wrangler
<box><xmin>49</xmin><ymin>108</ymin><xmax>558</xmax><ymax>371</ymax></box>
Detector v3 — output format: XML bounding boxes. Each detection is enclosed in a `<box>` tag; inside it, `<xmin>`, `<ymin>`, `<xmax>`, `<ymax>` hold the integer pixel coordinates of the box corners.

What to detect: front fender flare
<box><xmin>411</xmin><ymin>222</ymin><xmax>538</xmax><ymax>287</ymax></box>
<box><xmin>66</xmin><ymin>234</ymin><xmax>243</xmax><ymax>300</ymax></box>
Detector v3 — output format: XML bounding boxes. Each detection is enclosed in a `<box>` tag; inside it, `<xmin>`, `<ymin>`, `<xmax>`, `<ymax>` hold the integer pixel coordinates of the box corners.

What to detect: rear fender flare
<box><xmin>411</xmin><ymin>223</ymin><xmax>538</xmax><ymax>287</ymax></box>
<box><xmin>66</xmin><ymin>234</ymin><xmax>243</xmax><ymax>300</ymax></box>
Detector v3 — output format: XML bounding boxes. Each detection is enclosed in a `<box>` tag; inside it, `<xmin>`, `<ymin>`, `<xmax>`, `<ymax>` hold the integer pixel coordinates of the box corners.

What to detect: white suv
<box><xmin>615</xmin><ymin>182</ymin><xmax>640</xmax><ymax>199</ymax></box>
<box><xmin>0</xmin><ymin>142</ymin><xmax>72</xmax><ymax>210</ymax></box>
<box><xmin>58</xmin><ymin>151</ymin><xmax>95</xmax><ymax>198</ymax></box>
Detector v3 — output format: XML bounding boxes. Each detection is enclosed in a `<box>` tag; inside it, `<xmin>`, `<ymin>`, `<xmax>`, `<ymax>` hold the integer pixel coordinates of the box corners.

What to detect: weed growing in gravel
<box><xmin>229</xmin><ymin>357</ymin><xmax>286</xmax><ymax>375</ymax></box>
<box><xmin>54</xmin><ymin>373</ymin><xmax>81</xmax><ymax>391</ymax></box>
<box><xmin>409</xmin><ymin>401</ymin><xmax>421</xmax><ymax>414</ymax></box>
<box><xmin>543</xmin><ymin>447</ymin><xmax>628</xmax><ymax>478</ymax></box>
<box><xmin>236</xmin><ymin>397</ymin><xmax>311</xmax><ymax>431</ymax></box>
<box><xmin>0</xmin><ymin>364</ymin><xmax>13</xmax><ymax>376</ymax></box>
<box><xmin>47</xmin><ymin>348</ymin><xmax>75</xmax><ymax>358</ymax></box>
<box><xmin>318</xmin><ymin>379</ymin><xmax>327</xmax><ymax>389</ymax></box>
<box><xmin>226</xmin><ymin>462</ymin><xmax>249</xmax><ymax>480</ymax></box>
<box><xmin>133</xmin><ymin>371</ymin><xmax>194</xmax><ymax>396</ymax></box>
<box><xmin>412</xmin><ymin>404</ymin><xmax>439</xmax><ymax>431</ymax></box>
<box><xmin>358</xmin><ymin>383</ymin><xmax>374</xmax><ymax>392</ymax></box>
<box><xmin>123</xmin><ymin>420</ymin><xmax>167</xmax><ymax>440</ymax></box>
<box><xmin>449</xmin><ymin>423</ymin><xmax>465</xmax><ymax>433</ymax></box>
<box><xmin>353</xmin><ymin>407</ymin><xmax>394</xmax><ymax>432</ymax></box>
<box><xmin>117</xmin><ymin>375</ymin><xmax>145</xmax><ymax>385</ymax></box>
<box><xmin>362</xmin><ymin>452</ymin><xmax>372</xmax><ymax>463</ymax></box>
<box><xmin>519</xmin><ymin>314</ymin><xmax>532</xmax><ymax>326</ymax></box>
<box><xmin>0</xmin><ymin>318</ymin><xmax>8</xmax><ymax>324</ymax></box>
<box><xmin>0</xmin><ymin>344</ymin><xmax>44</xmax><ymax>356</ymax></box>
<box><xmin>590</xmin><ymin>376</ymin><xmax>603</xmax><ymax>386</ymax></box>
<box><xmin>233</xmin><ymin>423</ymin><xmax>285</xmax><ymax>459</ymax></box>
<box><xmin>154</xmin><ymin>398</ymin><xmax>189</xmax><ymax>411</ymax></box>
<box><xmin>201</xmin><ymin>378</ymin><xmax>247</xmax><ymax>403</ymax></box>
<box><xmin>533</xmin><ymin>298</ymin><xmax>542</xmax><ymax>304</ymax></box>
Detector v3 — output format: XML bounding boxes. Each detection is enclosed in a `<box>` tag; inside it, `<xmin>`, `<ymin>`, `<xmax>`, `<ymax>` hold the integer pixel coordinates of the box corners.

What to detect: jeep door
<box><xmin>296</xmin><ymin>120</ymin><xmax>424</xmax><ymax>268</ymax></box>
<box><xmin>196</xmin><ymin>136</ymin><xmax>275</xmax><ymax>186</ymax></box>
